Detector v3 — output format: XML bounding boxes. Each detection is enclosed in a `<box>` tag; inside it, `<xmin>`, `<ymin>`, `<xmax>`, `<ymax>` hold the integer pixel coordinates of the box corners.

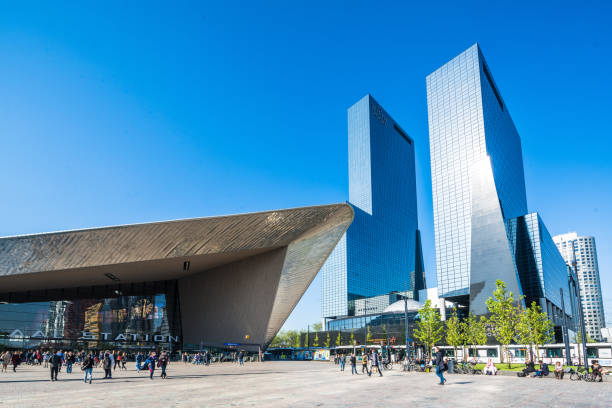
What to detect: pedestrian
<box><xmin>136</xmin><ymin>351</ymin><xmax>143</xmax><ymax>372</ymax></box>
<box><xmin>434</xmin><ymin>347</ymin><xmax>446</xmax><ymax>385</ymax></box>
<box><xmin>66</xmin><ymin>351</ymin><xmax>75</xmax><ymax>374</ymax></box>
<box><xmin>1</xmin><ymin>351</ymin><xmax>10</xmax><ymax>373</ymax></box>
<box><xmin>361</xmin><ymin>352</ymin><xmax>369</xmax><ymax>374</ymax></box>
<box><xmin>146</xmin><ymin>351</ymin><xmax>157</xmax><ymax>380</ymax></box>
<box><xmin>102</xmin><ymin>351</ymin><xmax>112</xmax><ymax>379</ymax></box>
<box><xmin>340</xmin><ymin>354</ymin><xmax>346</xmax><ymax>371</ymax></box>
<box><xmin>158</xmin><ymin>351</ymin><xmax>169</xmax><ymax>379</ymax></box>
<box><xmin>374</xmin><ymin>351</ymin><xmax>383</xmax><ymax>377</ymax></box>
<box><xmin>11</xmin><ymin>351</ymin><xmax>20</xmax><ymax>372</ymax></box>
<box><xmin>82</xmin><ymin>352</ymin><xmax>94</xmax><ymax>384</ymax></box>
<box><xmin>350</xmin><ymin>353</ymin><xmax>358</xmax><ymax>375</ymax></box>
<box><xmin>49</xmin><ymin>351</ymin><xmax>62</xmax><ymax>381</ymax></box>
<box><xmin>239</xmin><ymin>351</ymin><xmax>244</xmax><ymax>366</ymax></box>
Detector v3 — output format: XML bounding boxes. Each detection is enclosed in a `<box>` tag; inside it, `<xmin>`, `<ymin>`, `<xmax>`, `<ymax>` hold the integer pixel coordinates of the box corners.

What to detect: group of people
<box><xmin>335</xmin><ymin>350</ymin><xmax>386</xmax><ymax>377</ymax></box>
<box><xmin>0</xmin><ymin>349</ymin><xmax>171</xmax><ymax>383</ymax></box>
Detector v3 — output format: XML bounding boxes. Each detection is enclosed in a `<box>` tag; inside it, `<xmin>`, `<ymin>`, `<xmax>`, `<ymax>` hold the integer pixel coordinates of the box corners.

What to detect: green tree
<box><xmin>350</xmin><ymin>330</ymin><xmax>355</xmax><ymax>345</ymax></box>
<box><xmin>464</xmin><ymin>313</ymin><xmax>487</xmax><ymax>361</ymax></box>
<box><xmin>335</xmin><ymin>332</ymin><xmax>342</xmax><ymax>347</ymax></box>
<box><xmin>312</xmin><ymin>322</ymin><xmax>323</xmax><ymax>332</ymax></box>
<box><xmin>445</xmin><ymin>308</ymin><xmax>464</xmax><ymax>360</ymax></box>
<box><xmin>313</xmin><ymin>333</ymin><xmax>319</xmax><ymax>347</ymax></box>
<box><xmin>366</xmin><ymin>325</ymin><xmax>372</xmax><ymax>344</ymax></box>
<box><xmin>486</xmin><ymin>280</ymin><xmax>521</xmax><ymax>367</ymax></box>
<box><xmin>574</xmin><ymin>331</ymin><xmax>596</xmax><ymax>344</ymax></box>
<box><xmin>516</xmin><ymin>301</ymin><xmax>554</xmax><ymax>361</ymax></box>
<box><xmin>324</xmin><ymin>332</ymin><xmax>331</xmax><ymax>348</ymax></box>
<box><xmin>414</xmin><ymin>299</ymin><xmax>444</xmax><ymax>358</ymax></box>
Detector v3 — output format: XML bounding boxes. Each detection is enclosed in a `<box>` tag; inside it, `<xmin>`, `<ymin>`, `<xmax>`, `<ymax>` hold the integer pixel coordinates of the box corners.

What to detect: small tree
<box><xmin>464</xmin><ymin>313</ymin><xmax>487</xmax><ymax>361</ymax></box>
<box><xmin>313</xmin><ymin>333</ymin><xmax>319</xmax><ymax>347</ymax></box>
<box><xmin>312</xmin><ymin>322</ymin><xmax>323</xmax><ymax>332</ymax></box>
<box><xmin>414</xmin><ymin>299</ymin><xmax>444</xmax><ymax>358</ymax></box>
<box><xmin>518</xmin><ymin>301</ymin><xmax>554</xmax><ymax>360</ymax></box>
<box><xmin>486</xmin><ymin>280</ymin><xmax>521</xmax><ymax>368</ymax></box>
<box><xmin>366</xmin><ymin>325</ymin><xmax>372</xmax><ymax>344</ymax></box>
<box><xmin>350</xmin><ymin>330</ymin><xmax>355</xmax><ymax>346</ymax></box>
<box><xmin>324</xmin><ymin>333</ymin><xmax>331</xmax><ymax>348</ymax></box>
<box><xmin>335</xmin><ymin>332</ymin><xmax>342</xmax><ymax>347</ymax></box>
<box><xmin>445</xmin><ymin>308</ymin><xmax>464</xmax><ymax>360</ymax></box>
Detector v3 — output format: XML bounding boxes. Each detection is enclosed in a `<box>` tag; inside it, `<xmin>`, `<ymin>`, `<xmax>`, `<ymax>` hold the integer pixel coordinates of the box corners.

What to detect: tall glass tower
<box><xmin>427</xmin><ymin>44</ymin><xmax>528</xmax><ymax>309</ymax></box>
<box><xmin>321</xmin><ymin>94</ymin><xmax>424</xmax><ymax>322</ymax></box>
<box><xmin>554</xmin><ymin>232</ymin><xmax>606</xmax><ymax>341</ymax></box>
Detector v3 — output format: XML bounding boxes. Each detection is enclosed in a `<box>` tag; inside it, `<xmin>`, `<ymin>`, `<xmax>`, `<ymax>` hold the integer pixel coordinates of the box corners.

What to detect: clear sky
<box><xmin>1</xmin><ymin>1</ymin><xmax>611</xmax><ymax>331</ymax></box>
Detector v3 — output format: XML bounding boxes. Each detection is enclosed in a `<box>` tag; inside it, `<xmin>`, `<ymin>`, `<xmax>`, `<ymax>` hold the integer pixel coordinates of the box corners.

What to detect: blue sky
<box><xmin>1</xmin><ymin>1</ymin><xmax>611</xmax><ymax>331</ymax></box>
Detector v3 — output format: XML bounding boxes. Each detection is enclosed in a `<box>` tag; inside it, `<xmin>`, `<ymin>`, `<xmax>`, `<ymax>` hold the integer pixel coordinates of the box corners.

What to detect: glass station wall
<box><xmin>0</xmin><ymin>281</ymin><xmax>181</xmax><ymax>350</ymax></box>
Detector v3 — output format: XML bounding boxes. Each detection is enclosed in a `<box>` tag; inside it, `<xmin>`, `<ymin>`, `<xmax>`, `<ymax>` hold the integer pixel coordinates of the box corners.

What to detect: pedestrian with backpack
<box><xmin>82</xmin><ymin>352</ymin><xmax>94</xmax><ymax>384</ymax></box>
<box><xmin>102</xmin><ymin>351</ymin><xmax>112</xmax><ymax>379</ymax></box>
<box><xmin>49</xmin><ymin>351</ymin><xmax>62</xmax><ymax>381</ymax></box>
<box><xmin>147</xmin><ymin>351</ymin><xmax>157</xmax><ymax>380</ymax></box>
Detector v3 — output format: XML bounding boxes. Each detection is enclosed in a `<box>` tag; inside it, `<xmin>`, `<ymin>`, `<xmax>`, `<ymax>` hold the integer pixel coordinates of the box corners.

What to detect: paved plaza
<box><xmin>0</xmin><ymin>361</ymin><xmax>610</xmax><ymax>407</ymax></box>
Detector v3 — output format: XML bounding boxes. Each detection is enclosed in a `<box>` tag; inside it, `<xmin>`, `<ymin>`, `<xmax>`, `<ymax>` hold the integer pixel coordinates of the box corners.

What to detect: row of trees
<box><xmin>270</xmin><ymin>324</ymin><xmax>393</xmax><ymax>348</ymax></box>
<box><xmin>414</xmin><ymin>280</ymin><xmax>557</xmax><ymax>368</ymax></box>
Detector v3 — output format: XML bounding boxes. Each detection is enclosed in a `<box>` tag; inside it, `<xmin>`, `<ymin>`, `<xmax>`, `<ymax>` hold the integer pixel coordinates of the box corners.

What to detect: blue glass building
<box><xmin>427</xmin><ymin>44</ymin><xmax>577</xmax><ymax>332</ymax></box>
<box><xmin>321</xmin><ymin>95</ymin><xmax>425</xmax><ymax>324</ymax></box>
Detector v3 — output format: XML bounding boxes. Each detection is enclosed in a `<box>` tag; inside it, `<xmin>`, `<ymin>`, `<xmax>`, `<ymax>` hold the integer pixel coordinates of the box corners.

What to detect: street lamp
<box><xmin>571</xmin><ymin>260</ymin><xmax>589</xmax><ymax>374</ymax></box>
<box><xmin>390</xmin><ymin>291</ymin><xmax>410</xmax><ymax>367</ymax></box>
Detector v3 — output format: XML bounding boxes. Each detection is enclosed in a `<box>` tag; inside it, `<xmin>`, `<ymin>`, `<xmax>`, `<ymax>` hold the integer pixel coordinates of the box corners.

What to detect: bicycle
<box><xmin>569</xmin><ymin>368</ymin><xmax>597</xmax><ymax>382</ymax></box>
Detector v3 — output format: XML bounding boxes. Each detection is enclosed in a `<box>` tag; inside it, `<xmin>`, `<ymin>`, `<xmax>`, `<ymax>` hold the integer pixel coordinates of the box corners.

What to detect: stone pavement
<box><xmin>0</xmin><ymin>361</ymin><xmax>610</xmax><ymax>407</ymax></box>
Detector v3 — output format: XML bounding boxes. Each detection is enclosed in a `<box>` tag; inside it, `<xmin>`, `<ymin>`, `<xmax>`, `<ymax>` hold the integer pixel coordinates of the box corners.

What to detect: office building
<box><xmin>0</xmin><ymin>204</ymin><xmax>353</xmax><ymax>351</ymax></box>
<box><xmin>553</xmin><ymin>232</ymin><xmax>606</xmax><ymax>341</ymax></box>
<box><xmin>321</xmin><ymin>95</ymin><xmax>425</xmax><ymax>327</ymax></box>
<box><xmin>427</xmin><ymin>44</ymin><xmax>577</xmax><ymax>331</ymax></box>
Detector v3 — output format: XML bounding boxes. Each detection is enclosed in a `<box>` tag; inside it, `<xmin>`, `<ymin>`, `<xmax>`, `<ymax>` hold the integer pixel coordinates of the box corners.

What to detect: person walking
<box><xmin>374</xmin><ymin>351</ymin><xmax>383</xmax><ymax>377</ymax></box>
<box><xmin>147</xmin><ymin>351</ymin><xmax>157</xmax><ymax>380</ymax></box>
<box><xmin>434</xmin><ymin>347</ymin><xmax>446</xmax><ymax>385</ymax></box>
<box><xmin>361</xmin><ymin>352</ymin><xmax>369</xmax><ymax>375</ymax></box>
<box><xmin>102</xmin><ymin>351</ymin><xmax>112</xmax><ymax>379</ymax></box>
<box><xmin>49</xmin><ymin>351</ymin><xmax>62</xmax><ymax>381</ymax></box>
<box><xmin>11</xmin><ymin>351</ymin><xmax>20</xmax><ymax>372</ymax></box>
<box><xmin>340</xmin><ymin>354</ymin><xmax>346</xmax><ymax>371</ymax></box>
<box><xmin>350</xmin><ymin>353</ymin><xmax>358</xmax><ymax>375</ymax></box>
<box><xmin>66</xmin><ymin>351</ymin><xmax>75</xmax><ymax>374</ymax></box>
<box><xmin>238</xmin><ymin>351</ymin><xmax>244</xmax><ymax>366</ymax></box>
<box><xmin>1</xmin><ymin>351</ymin><xmax>11</xmax><ymax>373</ymax></box>
<box><xmin>136</xmin><ymin>352</ymin><xmax>143</xmax><ymax>372</ymax></box>
<box><xmin>158</xmin><ymin>351</ymin><xmax>169</xmax><ymax>379</ymax></box>
<box><xmin>82</xmin><ymin>352</ymin><xmax>94</xmax><ymax>384</ymax></box>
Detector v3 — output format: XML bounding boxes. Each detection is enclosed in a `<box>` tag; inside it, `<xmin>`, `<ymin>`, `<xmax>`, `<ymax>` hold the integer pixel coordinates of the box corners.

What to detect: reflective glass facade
<box><xmin>506</xmin><ymin>213</ymin><xmax>573</xmax><ymax>321</ymax></box>
<box><xmin>0</xmin><ymin>280</ymin><xmax>181</xmax><ymax>349</ymax></box>
<box><xmin>427</xmin><ymin>44</ymin><xmax>528</xmax><ymax>299</ymax></box>
<box><xmin>554</xmin><ymin>233</ymin><xmax>606</xmax><ymax>340</ymax></box>
<box><xmin>322</xmin><ymin>95</ymin><xmax>424</xmax><ymax>320</ymax></box>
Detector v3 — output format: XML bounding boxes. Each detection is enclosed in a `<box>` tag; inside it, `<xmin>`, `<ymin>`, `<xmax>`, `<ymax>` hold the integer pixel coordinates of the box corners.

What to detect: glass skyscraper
<box><xmin>321</xmin><ymin>94</ymin><xmax>424</xmax><ymax>323</ymax></box>
<box><xmin>427</xmin><ymin>43</ymin><xmax>528</xmax><ymax>304</ymax></box>
<box><xmin>554</xmin><ymin>232</ymin><xmax>606</xmax><ymax>341</ymax></box>
<box><xmin>427</xmin><ymin>44</ymin><xmax>578</xmax><ymax>333</ymax></box>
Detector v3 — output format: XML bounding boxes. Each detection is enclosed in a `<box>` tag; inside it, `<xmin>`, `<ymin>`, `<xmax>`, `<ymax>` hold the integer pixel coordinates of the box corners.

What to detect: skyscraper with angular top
<box><xmin>427</xmin><ymin>45</ymin><xmax>576</xmax><ymax>333</ymax></box>
<box><xmin>321</xmin><ymin>94</ymin><xmax>425</xmax><ymax>324</ymax></box>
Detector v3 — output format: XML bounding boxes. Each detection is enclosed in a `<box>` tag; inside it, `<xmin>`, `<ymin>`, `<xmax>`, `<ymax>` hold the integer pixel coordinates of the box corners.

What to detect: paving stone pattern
<box><xmin>0</xmin><ymin>361</ymin><xmax>610</xmax><ymax>407</ymax></box>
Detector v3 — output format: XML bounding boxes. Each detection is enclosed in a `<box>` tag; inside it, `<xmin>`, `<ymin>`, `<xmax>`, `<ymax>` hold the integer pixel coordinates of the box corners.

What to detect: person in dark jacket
<box><xmin>158</xmin><ymin>351</ymin><xmax>169</xmax><ymax>379</ymax></box>
<box><xmin>434</xmin><ymin>347</ymin><xmax>446</xmax><ymax>385</ymax></box>
<box><xmin>147</xmin><ymin>351</ymin><xmax>157</xmax><ymax>380</ymax></box>
<box><xmin>49</xmin><ymin>351</ymin><xmax>62</xmax><ymax>381</ymax></box>
<box><xmin>350</xmin><ymin>353</ymin><xmax>358</xmax><ymax>375</ymax></box>
<box><xmin>82</xmin><ymin>352</ymin><xmax>94</xmax><ymax>384</ymax></box>
<box><xmin>11</xmin><ymin>352</ymin><xmax>20</xmax><ymax>372</ymax></box>
<box><xmin>102</xmin><ymin>351</ymin><xmax>112</xmax><ymax>379</ymax></box>
<box><xmin>521</xmin><ymin>359</ymin><xmax>536</xmax><ymax>377</ymax></box>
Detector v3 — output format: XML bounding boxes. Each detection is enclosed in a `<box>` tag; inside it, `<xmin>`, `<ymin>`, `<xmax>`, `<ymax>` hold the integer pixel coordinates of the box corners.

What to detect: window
<box><xmin>487</xmin><ymin>349</ymin><xmax>498</xmax><ymax>358</ymax></box>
